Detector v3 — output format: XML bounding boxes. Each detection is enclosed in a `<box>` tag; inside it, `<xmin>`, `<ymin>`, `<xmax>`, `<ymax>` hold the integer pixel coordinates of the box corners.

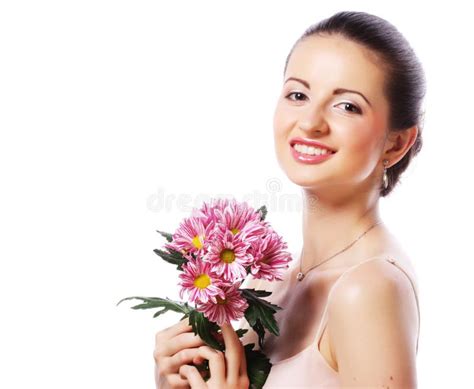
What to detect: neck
<box><xmin>300</xmin><ymin>185</ymin><xmax>382</xmax><ymax>270</ymax></box>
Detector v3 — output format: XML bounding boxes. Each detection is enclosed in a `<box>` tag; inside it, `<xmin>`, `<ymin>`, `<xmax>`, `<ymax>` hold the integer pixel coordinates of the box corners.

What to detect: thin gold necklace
<box><xmin>296</xmin><ymin>221</ymin><xmax>383</xmax><ymax>282</ymax></box>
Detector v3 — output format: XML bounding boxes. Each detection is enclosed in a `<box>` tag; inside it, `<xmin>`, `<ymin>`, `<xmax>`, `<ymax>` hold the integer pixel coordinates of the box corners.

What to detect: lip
<box><xmin>290</xmin><ymin>144</ymin><xmax>335</xmax><ymax>164</ymax></box>
<box><xmin>288</xmin><ymin>137</ymin><xmax>337</xmax><ymax>152</ymax></box>
<box><xmin>289</xmin><ymin>137</ymin><xmax>337</xmax><ymax>165</ymax></box>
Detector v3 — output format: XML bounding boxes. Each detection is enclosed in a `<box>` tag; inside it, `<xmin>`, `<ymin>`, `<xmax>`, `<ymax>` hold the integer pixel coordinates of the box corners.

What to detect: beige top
<box><xmin>237</xmin><ymin>253</ymin><xmax>420</xmax><ymax>388</ymax></box>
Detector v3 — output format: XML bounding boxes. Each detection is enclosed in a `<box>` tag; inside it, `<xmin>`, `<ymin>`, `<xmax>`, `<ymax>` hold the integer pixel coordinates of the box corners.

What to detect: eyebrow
<box><xmin>284</xmin><ymin>76</ymin><xmax>372</xmax><ymax>107</ymax></box>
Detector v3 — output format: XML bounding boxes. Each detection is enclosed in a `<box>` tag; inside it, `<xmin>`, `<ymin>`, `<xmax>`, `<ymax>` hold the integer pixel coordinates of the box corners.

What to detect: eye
<box><xmin>336</xmin><ymin>102</ymin><xmax>362</xmax><ymax>114</ymax></box>
<box><xmin>285</xmin><ymin>91</ymin><xmax>308</xmax><ymax>102</ymax></box>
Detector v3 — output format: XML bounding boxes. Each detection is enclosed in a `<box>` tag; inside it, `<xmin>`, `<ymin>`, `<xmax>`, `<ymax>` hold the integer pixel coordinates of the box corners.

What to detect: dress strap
<box><xmin>314</xmin><ymin>256</ymin><xmax>420</xmax><ymax>355</ymax></box>
<box><xmin>386</xmin><ymin>258</ymin><xmax>421</xmax><ymax>355</ymax></box>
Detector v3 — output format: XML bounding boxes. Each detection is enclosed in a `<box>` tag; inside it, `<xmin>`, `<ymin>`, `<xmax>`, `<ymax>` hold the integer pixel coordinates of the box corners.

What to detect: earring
<box><xmin>382</xmin><ymin>159</ymin><xmax>389</xmax><ymax>189</ymax></box>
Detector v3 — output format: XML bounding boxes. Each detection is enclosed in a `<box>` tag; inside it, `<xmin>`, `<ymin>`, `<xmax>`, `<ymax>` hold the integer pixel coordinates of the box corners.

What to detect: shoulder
<box><xmin>331</xmin><ymin>257</ymin><xmax>419</xmax><ymax>308</ymax></box>
<box><xmin>327</xmin><ymin>258</ymin><xmax>419</xmax><ymax>387</ymax></box>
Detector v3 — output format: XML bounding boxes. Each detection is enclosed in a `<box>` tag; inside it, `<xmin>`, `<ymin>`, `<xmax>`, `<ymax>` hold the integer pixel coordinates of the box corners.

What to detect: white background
<box><xmin>1</xmin><ymin>1</ymin><xmax>472</xmax><ymax>388</ymax></box>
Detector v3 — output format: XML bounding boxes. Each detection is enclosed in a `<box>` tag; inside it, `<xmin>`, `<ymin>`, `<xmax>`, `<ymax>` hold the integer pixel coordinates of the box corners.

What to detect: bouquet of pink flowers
<box><xmin>118</xmin><ymin>198</ymin><xmax>293</xmax><ymax>388</ymax></box>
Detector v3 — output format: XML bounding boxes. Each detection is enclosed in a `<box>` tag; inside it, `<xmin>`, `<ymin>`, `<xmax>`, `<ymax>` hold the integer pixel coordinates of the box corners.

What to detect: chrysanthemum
<box><xmin>213</xmin><ymin>199</ymin><xmax>263</xmax><ymax>238</ymax></box>
<box><xmin>178</xmin><ymin>258</ymin><xmax>225</xmax><ymax>304</ymax></box>
<box><xmin>204</xmin><ymin>228</ymin><xmax>253</xmax><ymax>283</ymax></box>
<box><xmin>249</xmin><ymin>230</ymin><xmax>293</xmax><ymax>281</ymax></box>
<box><xmin>192</xmin><ymin>197</ymin><xmax>233</xmax><ymax>224</ymax></box>
<box><xmin>190</xmin><ymin>199</ymin><xmax>220</xmax><ymax>229</ymax></box>
<box><xmin>165</xmin><ymin>215</ymin><xmax>215</xmax><ymax>259</ymax></box>
<box><xmin>196</xmin><ymin>283</ymin><xmax>249</xmax><ymax>325</ymax></box>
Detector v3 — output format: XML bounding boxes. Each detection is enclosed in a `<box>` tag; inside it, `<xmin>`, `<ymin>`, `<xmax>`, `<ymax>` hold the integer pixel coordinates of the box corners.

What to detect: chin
<box><xmin>288</xmin><ymin>175</ymin><xmax>331</xmax><ymax>191</ymax></box>
<box><xmin>279</xmin><ymin>164</ymin><xmax>331</xmax><ymax>189</ymax></box>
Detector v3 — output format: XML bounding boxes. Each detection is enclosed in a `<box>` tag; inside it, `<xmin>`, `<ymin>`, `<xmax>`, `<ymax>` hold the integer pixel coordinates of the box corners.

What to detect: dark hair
<box><xmin>284</xmin><ymin>11</ymin><xmax>427</xmax><ymax>197</ymax></box>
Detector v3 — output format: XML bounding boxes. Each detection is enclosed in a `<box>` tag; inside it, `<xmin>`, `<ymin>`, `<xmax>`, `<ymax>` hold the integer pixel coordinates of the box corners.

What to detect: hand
<box><xmin>178</xmin><ymin>323</ymin><xmax>250</xmax><ymax>389</ymax></box>
<box><xmin>154</xmin><ymin>317</ymin><xmax>207</xmax><ymax>389</ymax></box>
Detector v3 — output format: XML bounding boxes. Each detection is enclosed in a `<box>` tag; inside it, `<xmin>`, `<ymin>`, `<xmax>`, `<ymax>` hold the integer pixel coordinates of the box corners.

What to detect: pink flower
<box><xmin>191</xmin><ymin>197</ymin><xmax>233</xmax><ymax>226</ymax></box>
<box><xmin>190</xmin><ymin>199</ymin><xmax>221</xmax><ymax>229</ymax></box>
<box><xmin>204</xmin><ymin>228</ymin><xmax>253</xmax><ymax>283</ymax></box>
<box><xmin>213</xmin><ymin>199</ymin><xmax>263</xmax><ymax>238</ymax></box>
<box><xmin>249</xmin><ymin>230</ymin><xmax>293</xmax><ymax>281</ymax></box>
<box><xmin>178</xmin><ymin>258</ymin><xmax>225</xmax><ymax>304</ymax></box>
<box><xmin>196</xmin><ymin>283</ymin><xmax>249</xmax><ymax>325</ymax></box>
<box><xmin>165</xmin><ymin>215</ymin><xmax>215</xmax><ymax>259</ymax></box>
<box><xmin>194</xmin><ymin>198</ymin><xmax>268</xmax><ymax>241</ymax></box>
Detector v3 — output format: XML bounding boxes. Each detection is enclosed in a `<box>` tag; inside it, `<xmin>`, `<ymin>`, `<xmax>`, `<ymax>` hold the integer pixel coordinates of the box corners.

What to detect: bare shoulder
<box><xmin>327</xmin><ymin>258</ymin><xmax>419</xmax><ymax>388</ymax></box>
<box><xmin>332</xmin><ymin>257</ymin><xmax>420</xmax><ymax>307</ymax></box>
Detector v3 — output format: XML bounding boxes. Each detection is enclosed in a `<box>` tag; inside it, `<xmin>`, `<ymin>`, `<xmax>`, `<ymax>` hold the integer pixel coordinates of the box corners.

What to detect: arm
<box><xmin>328</xmin><ymin>261</ymin><xmax>419</xmax><ymax>388</ymax></box>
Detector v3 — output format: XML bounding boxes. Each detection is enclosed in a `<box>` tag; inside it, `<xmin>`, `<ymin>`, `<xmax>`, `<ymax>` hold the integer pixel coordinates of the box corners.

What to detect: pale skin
<box><xmin>265</xmin><ymin>33</ymin><xmax>420</xmax><ymax>387</ymax></box>
<box><xmin>155</xmin><ymin>33</ymin><xmax>420</xmax><ymax>388</ymax></box>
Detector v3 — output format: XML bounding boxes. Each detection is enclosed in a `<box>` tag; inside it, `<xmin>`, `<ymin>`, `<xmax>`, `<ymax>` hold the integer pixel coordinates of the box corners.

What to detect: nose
<box><xmin>298</xmin><ymin>106</ymin><xmax>329</xmax><ymax>135</ymax></box>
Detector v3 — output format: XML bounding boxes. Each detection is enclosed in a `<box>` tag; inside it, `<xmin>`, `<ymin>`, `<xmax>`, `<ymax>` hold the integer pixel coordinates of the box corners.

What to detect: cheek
<box><xmin>272</xmin><ymin>102</ymin><xmax>295</xmax><ymax>167</ymax></box>
<box><xmin>273</xmin><ymin>101</ymin><xmax>291</xmax><ymax>136</ymax></box>
<box><xmin>339</xmin><ymin>118</ymin><xmax>382</xmax><ymax>155</ymax></box>
<box><xmin>273</xmin><ymin>102</ymin><xmax>291</xmax><ymax>150</ymax></box>
<box><xmin>337</xmin><ymin>123</ymin><xmax>384</xmax><ymax>181</ymax></box>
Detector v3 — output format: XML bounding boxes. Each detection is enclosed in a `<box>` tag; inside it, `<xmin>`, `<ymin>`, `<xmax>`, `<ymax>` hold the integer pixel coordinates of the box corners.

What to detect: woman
<box><xmin>154</xmin><ymin>10</ymin><xmax>425</xmax><ymax>388</ymax></box>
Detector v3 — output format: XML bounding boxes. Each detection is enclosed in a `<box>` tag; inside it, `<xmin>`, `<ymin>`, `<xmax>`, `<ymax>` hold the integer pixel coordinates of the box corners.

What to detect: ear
<box><xmin>382</xmin><ymin>125</ymin><xmax>418</xmax><ymax>167</ymax></box>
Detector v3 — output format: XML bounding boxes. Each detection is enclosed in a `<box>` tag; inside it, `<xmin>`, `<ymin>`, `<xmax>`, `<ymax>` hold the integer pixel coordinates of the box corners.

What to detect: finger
<box><xmin>192</xmin><ymin>354</ymin><xmax>206</xmax><ymax>366</ymax></box>
<box><xmin>168</xmin><ymin>332</ymin><xmax>207</xmax><ymax>355</ymax></box>
<box><xmin>195</xmin><ymin>345</ymin><xmax>226</xmax><ymax>383</ymax></box>
<box><xmin>165</xmin><ymin>373</ymin><xmax>191</xmax><ymax>389</ymax></box>
<box><xmin>164</xmin><ymin>318</ymin><xmax>193</xmax><ymax>338</ymax></box>
<box><xmin>179</xmin><ymin>365</ymin><xmax>207</xmax><ymax>389</ymax></box>
<box><xmin>156</xmin><ymin>318</ymin><xmax>193</xmax><ymax>349</ymax></box>
<box><xmin>220</xmin><ymin>323</ymin><xmax>243</xmax><ymax>381</ymax></box>
<box><xmin>157</xmin><ymin>332</ymin><xmax>206</xmax><ymax>359</ymax></box>
<box><xmin>239</xmin><ymin>343</ymin><xmax>248</xmax><ymax>377</ymax></box>
<box><xmin>165</xmin><ymin>348</ymin><xmax>202</xmax><ymax>374</ymax></box>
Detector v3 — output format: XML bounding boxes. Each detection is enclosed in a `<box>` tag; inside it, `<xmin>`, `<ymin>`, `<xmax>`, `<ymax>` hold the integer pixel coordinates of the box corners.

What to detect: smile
<box><xmin>290</xmin><ymin>143</ymin><xmax>336</xmax><ymax>164</ymax></box>
<box><xmin>293</xmin><ymin>143</ymin><xmax>334</xmax><ymax>156</ymax></box>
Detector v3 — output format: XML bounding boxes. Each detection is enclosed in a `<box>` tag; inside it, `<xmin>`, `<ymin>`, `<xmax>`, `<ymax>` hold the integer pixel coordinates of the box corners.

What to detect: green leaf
<box><xmin>244</xmin><ymin>343</ymin><xmax>272</xmax><ymax>389</ymax></box>
<box><xmin>245</xmin><ymin>289</ymin><xmax>273</xmax><ymax>298</ymax></box>
<box><xmin>242</xmin><ymin>289</ymin><xmax>281</xmax><ymax>313</ymax></box>
<box><xmin>241</xmin><ymin>288</ymin><xmax>282</xmax><ymax>349</ymax></box>
<box><xmin>254</xmin><ymin>301</ymin><xmax>280</xmax><ymax>338</ymax></box>
<box><xmin>188</xmin><ymin>310</ymin><xmax>224</xmax><ymax>351</ymax></box>
<box><xmin>153</xmin><ymin>247</ymin><xmax>188</xmax><ymax>270</ymax></box>
<box><xmin>117</xmin><ymin>296</ymin><xmax>222</xmax><ymax>351</ymax></box>
<box><xmin>256</xmin><ymin>205</ymin><xmax>267</xmax><ymax>221</ymax></box>
<box><xmin>116</xmin><ymin>296</ymin><xmax>224</xmax><ymax>351</ymax></box>
<box><xmin>252</xmin><ymin>318</ymin><xmax>267</xmax><ymax>350</ymax></box>
<box><xmin>116</xmin><ymin>296</ymin><xmax>193</xmax><ymax>318</ymax></box>
<box><xmin>236</xmin><ymin>328</ymin><xmax>248</xmax><ymax>338</ymax></box>
<box><xmin>156</xmin><ymin>230</ymin><xmax>173</xmax><ymax>242</ymax></box>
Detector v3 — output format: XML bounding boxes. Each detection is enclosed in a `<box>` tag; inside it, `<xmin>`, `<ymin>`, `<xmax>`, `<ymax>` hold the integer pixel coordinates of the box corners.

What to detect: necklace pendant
<box><xmin>296</xmin><ymin>272</ymin><xmax>305</xmax><ymax>281</ymax></box>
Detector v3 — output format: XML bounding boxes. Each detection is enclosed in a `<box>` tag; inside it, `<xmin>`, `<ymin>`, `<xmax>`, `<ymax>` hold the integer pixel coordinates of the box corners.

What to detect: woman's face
<box><xmin>273</xmin><ymin>34</ymin><xmax>390</xmax><ymax>195</ymax></box>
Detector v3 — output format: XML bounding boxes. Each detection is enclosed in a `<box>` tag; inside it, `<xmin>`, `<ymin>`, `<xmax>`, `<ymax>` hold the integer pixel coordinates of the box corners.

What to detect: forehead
<box><xmin>286</xmin><ymin>34</ymin><xmax>386</xmax><ymax>98</ymax></box>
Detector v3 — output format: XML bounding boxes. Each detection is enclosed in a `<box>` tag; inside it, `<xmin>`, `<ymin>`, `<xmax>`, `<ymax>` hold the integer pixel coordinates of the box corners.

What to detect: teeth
<box><xmin>294</xmin><ymin>143</ymin><xmax>332</xmax><ymax>156</ymax></box>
